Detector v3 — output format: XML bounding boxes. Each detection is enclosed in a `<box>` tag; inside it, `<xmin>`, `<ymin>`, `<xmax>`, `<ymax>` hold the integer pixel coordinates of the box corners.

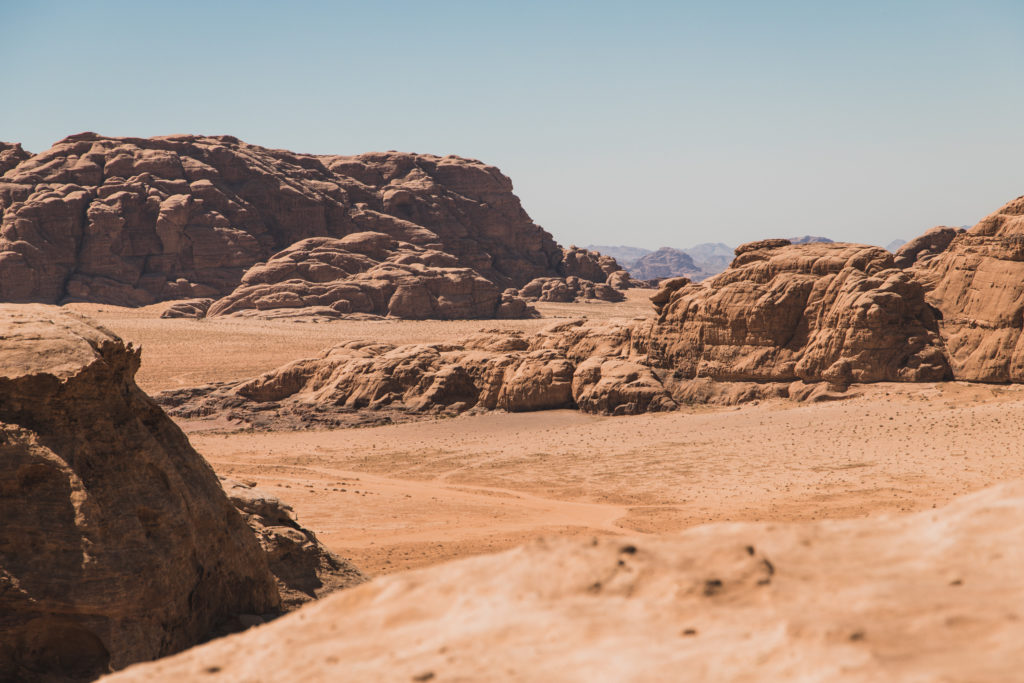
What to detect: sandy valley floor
<box><xmin>72</xmin><ymin>294</ymin><xmax>1024</xmax><ymax>576</ymax></box>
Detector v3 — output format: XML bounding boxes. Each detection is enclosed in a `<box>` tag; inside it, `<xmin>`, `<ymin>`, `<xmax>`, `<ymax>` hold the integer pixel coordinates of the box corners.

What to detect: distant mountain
<box><xmin>683</xmin><ymin>242</ymin><xmax>733</xmax><ymax>276</ymax></box>
<box><xmin>585</xmin><ymin>245</ymin><xmax>652</xmax><ymax>269</ymax></box>
<box><xmin>885</xmin><ymin>239</ymin><xmax>907</xmax><ymax>252</ymax></box>
<box><xmin>787</xmin><ymin>235</ymin><xmax>834</xmax><ymax>245</ymax></box>
<box><xmin>631</xmin><ymin>248</ymin><xmax>705</xmax><ymax>281</ymax></box>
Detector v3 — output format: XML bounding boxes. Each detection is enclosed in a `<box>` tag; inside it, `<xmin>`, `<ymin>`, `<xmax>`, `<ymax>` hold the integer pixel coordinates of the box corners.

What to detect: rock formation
<box><xmin>0</xmin><ymin>306</ymin><xmax>280</xmax><ymax>682</ymax></box>
<box><xmin>204</xmin><ymin>232</ymin><xmax>537</xmax><ymax>320</ymax></box>
<box><xmin>646</xmin><ymin>240</ymin><xmax>951</xmax><ymax>385</ymax></box>
<box><xmin>160</xmin><ymin>298</ymin><xmax>213</xmax><ymax>319</ymax></box>
<box><xmin>157</xmin><ymin>320</ymin><xmax>675</xmax><ymax>429</ymax></box>
<box><xmin>0</xmin><ymin>142</ymin><xmax>30</xmax><ymax>175</ymax></box>
<box><xmin>892</xmin><ymin>225</ymin><xmax>963</xmax><ymax>269</ymax></box>
<box><xmin>558</xmin><ymin>245</ymin><xmax>621</xmax><ymax>282</ymax></box>
<box><xmin>0</xmin><ymin>134</ymin><xmax>563</xmax><ymax>306</ymax></box>
<box><xmin>101</xmin><ymin>482</ymin><xmax>1024</xmax><ymax>682</ymax></box>
<box><xmin>222</xmin><ymin>479</ymin><xmax>365</xmax><ymax>611</ymax></box>
<box><xmin>914</xmin><ymin>196</ymin><xmax>1024</xmax><ymax>382</ymax></box>
<box><xmin>518</xmin><ymin>276</ymin><xmax>624</xmax><ymax>303</ymax></box>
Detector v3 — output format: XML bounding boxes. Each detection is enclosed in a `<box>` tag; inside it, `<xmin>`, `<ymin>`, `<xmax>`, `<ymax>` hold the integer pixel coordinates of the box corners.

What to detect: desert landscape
<box><xmin>4</xmin><ymin>3</ymin><xmax>1024</xmax><ymax>680</ymax></box>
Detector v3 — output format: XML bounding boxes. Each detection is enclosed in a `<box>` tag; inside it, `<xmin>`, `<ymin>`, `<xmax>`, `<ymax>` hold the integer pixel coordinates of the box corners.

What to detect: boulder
<box><xmin>160</xmin><ymin>298</ymin><xmax>213</xmax><ymax>319</ymax></box>
<box><xmin>0</xmin><ymin>306</ymin><xmax>280</xmax><ymax>681</ymax></box>
<box><xmin>518</xmin><ymin>276</ymin><xmax>625</xmax><ymax>303</ymax></box>
<box><xmin>222</xmin><ymin>479</ymin><xmax>366</xmax><ymax>611</ymax></box>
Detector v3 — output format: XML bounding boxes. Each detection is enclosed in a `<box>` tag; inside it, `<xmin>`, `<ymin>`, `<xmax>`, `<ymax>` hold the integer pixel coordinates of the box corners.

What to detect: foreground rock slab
<box><xmin>103</xmin><ymin>482</ymin><xmax>1024</xmax><ymax>682</ymax></box>
<box><xmin>0</xmin><ymin>306</ymin><xmax>280</xmax><ymax>681</ymax></box>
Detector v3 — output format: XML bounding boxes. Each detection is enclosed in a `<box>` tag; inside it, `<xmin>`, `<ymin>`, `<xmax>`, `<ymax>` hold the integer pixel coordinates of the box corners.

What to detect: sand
<box><xmin>67</xmin><ymin>293</ymin><xmax>1024</xmax><ymax>579</ymax></box>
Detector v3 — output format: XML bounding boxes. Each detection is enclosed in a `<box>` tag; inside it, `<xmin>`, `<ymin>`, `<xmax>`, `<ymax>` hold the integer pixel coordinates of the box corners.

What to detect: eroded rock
<box><xmin>0</xmin><ymin>306</ymin><xmax>280</xmax><ymax>681</ymax></box>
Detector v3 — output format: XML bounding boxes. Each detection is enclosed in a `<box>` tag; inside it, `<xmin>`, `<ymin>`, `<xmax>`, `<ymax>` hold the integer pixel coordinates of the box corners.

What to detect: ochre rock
<box><xmin>222</xmin><ymin>479</ymin><xmax>366</xmax><ymax>611</ymax></box>
<box><xmin>205</xmin><ymin>233</ymin><xmax>537</xmax><ymax>320</ymax></box>
<box><xmin>646</xmin><ymin>241</ymin><xmax>950</xmax><ymax>384</ymax></box>
<box><xmin>0</xmin><ymin>134</ymin><xmax>563</xmax><ymax>305</ymax></box>
<box><xmin>101</xmin><ymin>482</ymin><xmax>1024</xmax><ymax>682</ymax></box>
<box><xmin>160</xmin><ymin>298</ymin><xmax>213</xmax><ymax>319</ymax></box>
<box><xmin>558</xmin><ymin>245</ymin><xmax>621</xmax><ymax>282</ymax></box>
<box><xmin>893</xmin><ymin>226</ymin><xmax>963</xmax><ymax>269</ymax></box>
<box><xmin>0</xmin><ymin>142</ymin><xmax>30</xmax><ymax>175</ymax></box>
<box><xmin>157</xmin><ymin>320</ymin><xmax>675</xmax><ymax>429</ymax></box>
<box><xmin>915</xmin><ymin>195</ymin><xmax>1024</xmax><ymax>382</ymax></box>
<box><xmin>518</xmin><ymin>276</ymin><xmax>625</xmax><ymax>303</ymax></box>
<box><xmin>0</xmin><ymin>306</ymin><xmax>280</xmax><ymax>681</ymax></box>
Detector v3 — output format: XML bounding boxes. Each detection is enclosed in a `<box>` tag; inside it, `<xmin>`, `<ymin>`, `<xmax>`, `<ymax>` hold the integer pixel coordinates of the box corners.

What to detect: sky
<box><xmin>3</xmin><ymin>1</ymin><xmax>1022</xmax><ymax>249</ymax></box>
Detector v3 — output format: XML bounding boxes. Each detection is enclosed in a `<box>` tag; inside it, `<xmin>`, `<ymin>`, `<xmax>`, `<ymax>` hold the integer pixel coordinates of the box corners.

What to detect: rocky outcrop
<box><xmin>915</xmin><ymin>196</ymin><xmax>1024</xmax><ymax>382</ymax></box>
<box><xmin>0</xmin><ymin>306</ymin><xmax>280</xmax><ymax>682</ymax></box>
<box><xmin>102</xmin><ymin>482</ymin><xmax>1024</xmax><ymax>682</ymax></box>
<box><xmin>518</xmin><ymin>276</ymin><xmax>624</xmax><ymax>303</ymax></box>
<box><xmin>223</xmin><ymin>479</ymin><xmax>366</xmax><ymax>611</ymax></box>
<box><xmin>160</xmin><ymin>298</ymin><xmax>213</xmax><ymax>319</ymax></box>
<box><xmin>205</xmin><ymin>232</ymin><xmax>537</xmax><ymax>320</ymax></box>
<box><xmin>629</xmin><ymin>247</ymin><xmax>707</xmax><ymax>281</ymax></box>
<box><xmin>646</xmin><ymin>241</ymin><xmax>951</xmax><ymax>385</ymax></box>
<box><xmin>893</xmin><ymin>226</ymin><xmax>963</xmax><ymax>269</ymax></box>
<box><xmin>0</xmin><ymin>142</ymin><xmax>30</xmax><ymax>175</ymax></box>
<box><xmin>558</xmin><ymin>245</ymin><xmax>621</xmax><ymax>282</ymax></box>
<box><xmin>157</xmin><ymin>321</ymin><xmax>675</xmax><ymax>429</ymax></box>
<box><xmin>0</xmin><ymin>134</ymin><xmax>563</xmax><ymax>305</ymax></box>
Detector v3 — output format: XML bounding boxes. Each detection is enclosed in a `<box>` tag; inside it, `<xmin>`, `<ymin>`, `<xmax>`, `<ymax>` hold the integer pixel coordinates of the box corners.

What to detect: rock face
<box><xmin>893</xmin><ymin>226</ymin><xmax>963</xmax><ymax>269</ymax></box>
<box><xmin>915</xmin><ymin>196</ymin><xmax>1024</xmax><ymax>382</ymax></box>
<box><xmin>205</xmin><ymin>232</ymin><xmax>537</xmax><ymax>320</ymax></box>
<box><xmin>0</xmin><ymin>306</ymin><xmax>280</xmax><ymax>681</ymax></box>
<box><xmin>630</xmin><ymin>247</ymin><xmax>706</xmax><ymax>281</ymax></box>
<box><xmin>558</xmin><ymin>245</ymin><xmax>621</xmax><ymax>282</ymax></box>
<box><xmin>0</xmin><ymin>143</ymin><xmax>30</xmax><ymax>175</ymax></box>
<box><xmin>101</xmin><ymin>482</ymin><xmax>1024</xmax><ymax>682</ymax></box>
<box><xmin>646</xmin><ymin>241</ymin><xmax>951</xmax><ymax>385</ymax></box>
<box><xmin>223</xmin><ymin>480</ymin><xmax>365</xmax><ymax>611</ymax></box>
<box><xmin>0</xmin><ymin>134</ymin><xmax>563</xmax><ymax>305</ymax></box>
<box><xmin>157</xmin><ymin>321</ymin><xmax>675</xmax><ymax>429</ymax></box>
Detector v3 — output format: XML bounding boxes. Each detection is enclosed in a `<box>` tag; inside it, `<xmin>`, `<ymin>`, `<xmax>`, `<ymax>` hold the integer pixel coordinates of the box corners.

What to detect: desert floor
<box><xmin>70</xmin><ymin>292</ymin><xmax>1024</xmax><ymax>576</ymax></box>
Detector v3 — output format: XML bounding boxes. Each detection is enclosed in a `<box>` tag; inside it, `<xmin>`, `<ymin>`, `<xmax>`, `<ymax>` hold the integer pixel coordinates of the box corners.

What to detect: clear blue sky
<box><xmin>3</xmin><ymin>1</ymin><xmax>1022</xmax><ymax>249</ymax></box>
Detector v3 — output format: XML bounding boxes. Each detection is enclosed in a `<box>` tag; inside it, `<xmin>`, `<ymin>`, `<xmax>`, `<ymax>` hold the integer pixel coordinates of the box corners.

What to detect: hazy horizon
<box><xmin>3</xmin><ymin>1</ymin><xmax>1021</xmax><ymax>250</ymax></box>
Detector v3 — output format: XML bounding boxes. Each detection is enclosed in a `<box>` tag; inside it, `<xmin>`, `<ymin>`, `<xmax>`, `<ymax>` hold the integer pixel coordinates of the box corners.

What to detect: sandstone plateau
<box><xmin>101</xmin><ymin>482</ymin><xmax>1024</xmax><ymax>682</ymax></box>
<box><xmin>0</xmin><ymin>134</ymin><xmax>567</xmax><ymax>307</ymax></box>
<box><xmin>0</xmin><ymin>306</ymin><xmax>362</xmax><ymax>681</ymax></box>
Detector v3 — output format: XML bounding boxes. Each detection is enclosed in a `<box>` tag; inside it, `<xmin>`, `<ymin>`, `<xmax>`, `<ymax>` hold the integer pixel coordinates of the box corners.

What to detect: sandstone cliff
<box><xmin>646</xmin><ymin>240</ymin><xmax>951</xmax><ymax>385</ymax></box>
<box><xmin>915</xmin><ymin>195</ymin><xmax>1024</xmax><ymax>382</ymax></box>
<box><xmin>0</xmin><ymin>306</ymin><xmax>281</xmax><ymax>681</ymax></box>
<box><xmin>0</xmin><ymin>134</ymin><xmax>563</xmax><ymax>305</ymax></box>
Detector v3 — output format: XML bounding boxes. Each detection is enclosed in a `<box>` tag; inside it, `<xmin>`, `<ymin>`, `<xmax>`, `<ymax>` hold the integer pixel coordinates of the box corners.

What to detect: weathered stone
<box><xmin>0</xmin><ymin>306</ymin><xmax>280</xmax><ymax>681</ymax></box>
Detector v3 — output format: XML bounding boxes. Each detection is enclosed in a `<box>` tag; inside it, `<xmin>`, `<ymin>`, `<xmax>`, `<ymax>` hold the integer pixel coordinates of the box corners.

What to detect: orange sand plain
<box><xmin>71</xmin><ymin>293</ymin><xmax>1024</xmax><ymax>577</ymax></box>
